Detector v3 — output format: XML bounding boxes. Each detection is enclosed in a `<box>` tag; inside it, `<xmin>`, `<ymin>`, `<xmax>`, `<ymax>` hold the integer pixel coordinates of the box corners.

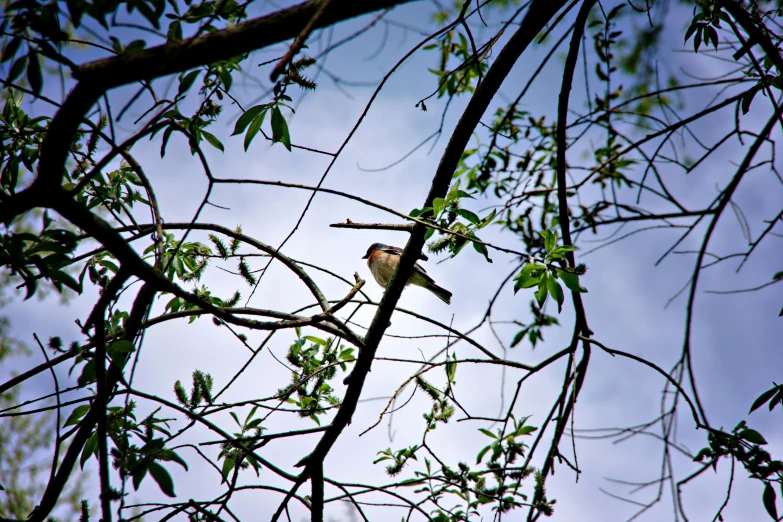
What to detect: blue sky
<box><xmin>2</xmin><ymin>1</ymin><xmax>782</xmax><ymax>521</ymax></box>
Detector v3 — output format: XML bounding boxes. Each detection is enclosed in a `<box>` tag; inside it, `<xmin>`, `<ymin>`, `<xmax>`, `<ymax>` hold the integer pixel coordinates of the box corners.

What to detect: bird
<box><xmin>362</xmin><ymin>243</ymin><xmax>452</xmax><ymax>304</ymax></box>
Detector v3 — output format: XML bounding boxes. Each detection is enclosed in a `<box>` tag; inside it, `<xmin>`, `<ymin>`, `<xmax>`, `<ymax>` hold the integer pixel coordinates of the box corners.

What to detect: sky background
<box><xmin>2</xmin><ymin>1</ymin><xmax>782</xmax><ymax>521</ymax></box>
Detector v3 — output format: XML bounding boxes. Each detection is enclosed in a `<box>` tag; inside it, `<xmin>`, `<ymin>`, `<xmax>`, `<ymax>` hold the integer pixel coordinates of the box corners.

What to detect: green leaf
<box><xmin>546</xmin><ymin>277</ymin><xmax>564</xmax><ymax>313</ymax></box>
<box><xmin>304</xmin><ymin>335</ymin><xmax>328</xmax><ymax>346</ymax></box>
<box><xmin>26</xmin><ymin>52</ymin><xmax>42</xmax><ymax>95</ymax></box>
<box><xmin>739</xmin><ymin>428</ymin><xmax>767</xmax><ymax>445</ymax></box>
<box><xmin>1</xmin><ymin>37</ymin><xmax>21</xmax><ymax>63</ymax></box>
<box><xmin>694</xmin><ymin>28</ymin><xmax>702</xmax><ymax>52</ymax></box>
<box><xmin>178</xmin><ymin>70</ymin><xmax>200</xmax><ymax>95</ymax></box>
<box><xmin>243</xmin><ymin>112</ymin><xmax>266</xmax><ymax>151</ymax></box>
<box><xmin>107</xmin><ymin>339</ymin><xmax>134</xmax><ymax>355</ymax></box>
<box><xmin>742</xmin><ymin>84</ymin><xmax>762</xmax><ymax>115</ymax></box>
<box><xmin>63</xmin><ymin>404</ymin><xmax>91</xmax><ymax>427</ymax></box>
<box><xmin>541</xmin><ymin>229</ymin><xmax>557</xmax><ymax>254</ymax></box>
<box><xmin>245</xmin><ymin>453</ymin><xmax>262</xmax><ymax>475</ymax></box>
<box><xmin>456</xmin><ymin>208</ymin><xmax>480</xmax><ymax>224</ymax></box>
<box><xmin>77</xmin><ymin>360</ymin><xmax>96</xmax><ymax>386</ymax></box>
<box><xmin>478</xmin><ymin>428</ymin><xmax>497</xmax><ymax>439</ymax></box>
<box><xmin>160</xmin><ymin>126</ymin><xmax>174</xmax><ymax>157</ymax></box>
<box><xmin>471</xmin><ymin>238</ymin><xmax>492</xmax><ymax>263</ymax></box>
<box><xmin>478</xmin><ymin>208</ymin><xmax>497</xmax><ymax>229</ymax></box>
<box><xmin>218</xmin><ymin>67</ymin><xmax>233</xmax><ymax>91</ymax></box>
<box><xmin>515</xmin><ymin>425</ymin><xmax>537</xmax><ymax>436</ymax></box>
<box><xmin>221</xmin><ymin>456</ymin><xmax>235</xmax><ymax>482</ymax></box>
<box><xmin>534</xmin><ymin>278</ymin><xmax>548</xmax><ymax>307</ymax></box>
<box><xmin>132</xmin><ymin>465</ymin><xmax>148</xmax><ymax>491</ymax></box>
<box><xmin>432</xmin><ymin>198</ymin><xmax>448</xmax><ymax>215</ymax></box>
<box><xmin>510</xmin><ymin>328</ymin><xmax>529</xmax><ymax>348</ymax></box>
<box><xmin>149</xmin><ymin>462</ymin><xmax>176</xmax><ymax>497</ymax></box>
<box><xmin>244</xmin><ymin>405</ymin><xmax>259</xmax><ymax>426</ymax></box>
<box><xmin>558</xmin><ymin>269</ymin><xmax>587</xmax><ymax>293</ymax></box>
<box><xmin>445</xmin><ymin>353</ymin><xmax>457</xmax><ymax>383</ymax></box>
<box><xmin>202</xmin><ymin>131</ymin><xmax>224</xmax><ymax>152</ymax></box>
<box><xmin>763</xmin><ymin>482</ymin><xmax>778</xmax><ymax>520</ymax></box>
<box><xmin>549</xmin><ymin>245</ymin><xmax>577</xmax><ymax>259</ymax></box>
<box><xmin>513</xmin><ymin>264</ymin><xmax>545</xmax><ymax>293</ymax></box>
<box><xmin>476</xmin><ymin>444</ymin><xmax>491</xmax><ymax>464</ymax></box>
<box><xmin>693</xmin><ymin>447</ymin><xmax>712</xmax><ymax>462</ymax></box>
<box><xmin>98</xmin><ymin>259</ymin><xmax>119</xmax><ymax>273</ymax></box>
<box><xmin>750</xmin><ymin>386</ymin><xmax>780</xmax><ymax>414</ymax></box>
<box><xmin>168</xmin><ymin>19</ymin><xmax>183</xmax><ymax>41</ymax></box>
<box><xmin>159</xmin><ymin>449</ymin><xmax>189</xmax><ymax>470</ymax></box>
<box><xmin>8</xmin><ymin>55</ymin><xmax>27</xmax><ymax>82</ymax></box>
<box><xmin>684</xmin><ymin>22</ymin><xmax>698</xmax><ymax>44</ymax></box>
<box><xmin>124</xmin><ymin>39</ymin><xmax>146</xmax><ymax>55</ymax></box>
<box><xmin>80</xmin><ymin>432</ymin><xmax>98</xmax><ymax>469</ymax></box>
<box><xmin>271</xmin><ymin>106</ymin><xmax>291</xmax><ymax>151</ymax></box>
<box><xmin>233</xmin><ymin>105</ymin><xmax>266</xmax><ymax>136</ymax></box>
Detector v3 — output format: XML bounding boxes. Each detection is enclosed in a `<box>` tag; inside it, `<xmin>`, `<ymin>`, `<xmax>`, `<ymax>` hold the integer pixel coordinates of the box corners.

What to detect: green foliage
<box><xmin>277</xmin><ymin>333</ymin><xmax>354</xmax><ymax>425</ymax></box>
<box><xmin>0</xmin><ymin>93</ymin><xmax>49</xmax><ymax>194</ymax></box>
<box><xmin>475</xmin><ymin>415</ymin><xmax>536</xmax><ymax>467</ymax></box>
<box><xmin>144</xmin><ymin>233</ymin><xmax>211</xmax><ymax>281</ymax></box>
<box><xmin>232</xmin><ymin>56</ymin><xmax>316</xmax><ymax>151</ymax></box>
<box><xmin>1</xmin><ymin>0</ymin><xmax>781</xmax><ymax>520</ymax></box>
<box><xmin>79</xmin><ymin>401</ymin><xmax>188</xmax><ymax>498</ymax></box>
<box><xmin>421</xmin><ymin>29</ymin><xmax>490</xmax><ymax>102</ymax></box>
<box><xmin>532</xmin><ymin>470</ymin><xmax>555</xmax><ymax>516</ymax></box>
<box><xmin>416</xmin><ymin>375</ymin><xmax>455</xmax><ymax>430</ymax></box>
<box><xmin>750</xmin><ymin>383</ymin><xmax>783</xmax><ymax>414</ymax></box>
<box><xmin>510</xmin><ymin>303</ymin><xmax>559</xmax><ymax>349</ymax></box>
<box><xmin>374</xmin><ymin>445</ymin><xmax>419</xmax><ymax>476</ymax></box>
<box><xmin>412</xmin><ymin>179</ymin><xmax>496</xmax><ymax>263</ymax></box>
<box><xmin>694</xmin><ymin>419</ymin><xmax>782</xmax><ymax>519</ymax></box>
<box><xmin>513</xmin><ymin>229</ymin><xmax>586</xmax><ymax>313</ymax></box>
<box><xmin>684</xmin><ymin>2</ymin><xmax>727</xmax><ymax>53</ymax></box>
<box><xmin>217</xmin><ymin>405</ymin><xmax>264</xmax><ymax>483</ymax></box>
<box><xmin>0</xmin><ymin>213</ymin><xmax>81</xmax><ymax>299</ymax></box>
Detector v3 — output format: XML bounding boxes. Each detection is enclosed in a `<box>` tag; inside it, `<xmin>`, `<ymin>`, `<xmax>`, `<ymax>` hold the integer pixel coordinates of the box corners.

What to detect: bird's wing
<box><xmin>380</xmin><ymin>246</ymin><xmax>429</xmax><ymax>262</ymax></box>
<box><xmin>380</xmin><ymin>246</ymin><xmax>403</xmax><ymax>256</ymax></box>
<box><xmin>380</xmin><ymin>246</ymin><xmax>433</xmax><ymax>280</ymax></box>
<box><xmin>413</xmin><ymin>262</ymin><xmax>434</xmax><ymax>282</ymax></box>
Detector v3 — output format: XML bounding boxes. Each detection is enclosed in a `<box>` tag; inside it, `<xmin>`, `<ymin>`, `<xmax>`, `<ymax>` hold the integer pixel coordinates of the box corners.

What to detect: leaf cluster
<box><xmin>513</xmin><ymin>229</ymin><xmax>586</xmax><ymax>313</ymax></box>
<box><xmin>278</xmin><ymin>332</ymin><xmax>354</xmax><ymax>425</ymax></box>
<box><xmin>412</xmin><ymin>179</ymin><xmax>496</xmax><ymax>263</ymax></box>
<box><xmin>218</xmin><ymin>405</ymin><xmax>264</xmax><ymax>483</ymax></box>
<box><xmin>69</xmin><ymin>400</ymin><xmax>187</xmax><ymax>498</ymax></box>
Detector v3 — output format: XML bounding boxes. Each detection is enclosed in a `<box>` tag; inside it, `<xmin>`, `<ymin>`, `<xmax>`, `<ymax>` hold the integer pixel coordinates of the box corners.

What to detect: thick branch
<box><xmin>274</xmin><ymin>1</ymin><xmax>569</xmax><ymax>519</ymax></box>
<box><xmin>74</xmin><ymin>0</ymin><xmax>417</xmax><ymax>88</ymax></box>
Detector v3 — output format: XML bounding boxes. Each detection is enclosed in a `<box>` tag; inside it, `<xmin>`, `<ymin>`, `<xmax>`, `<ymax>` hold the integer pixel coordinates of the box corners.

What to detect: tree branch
<box><xmin>268</xmin><ymin>1</ymin><xmax>569</xmax><ymax>519</ymax></box>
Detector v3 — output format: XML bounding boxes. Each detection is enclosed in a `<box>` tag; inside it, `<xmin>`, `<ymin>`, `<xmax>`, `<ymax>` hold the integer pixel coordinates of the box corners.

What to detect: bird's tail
<box><xmin>426</xmin><ymin>282</ymin><xmax>452</xmax><ymax>305</ymax></box>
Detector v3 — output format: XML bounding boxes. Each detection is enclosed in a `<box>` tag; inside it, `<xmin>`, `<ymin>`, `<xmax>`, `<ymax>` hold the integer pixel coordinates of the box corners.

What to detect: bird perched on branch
<box><xmin>362</xmin><ymin>243</ymin><xmax>452</xmax><ymax>304</ymax></box>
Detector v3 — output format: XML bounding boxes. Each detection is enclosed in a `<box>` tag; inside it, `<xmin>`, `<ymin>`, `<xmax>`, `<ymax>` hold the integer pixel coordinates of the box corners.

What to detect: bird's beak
<box><xmin>361</xmin><ymin>253</ymin><xmax>369</xmax><ymax>259</ymax></box>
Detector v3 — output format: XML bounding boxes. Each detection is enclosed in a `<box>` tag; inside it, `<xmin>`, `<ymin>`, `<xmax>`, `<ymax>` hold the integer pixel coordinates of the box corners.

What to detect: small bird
<box><xmin>362</xmin><ymin>243</ymin><xmax>452</xmax><ymax>304</ymax></box>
